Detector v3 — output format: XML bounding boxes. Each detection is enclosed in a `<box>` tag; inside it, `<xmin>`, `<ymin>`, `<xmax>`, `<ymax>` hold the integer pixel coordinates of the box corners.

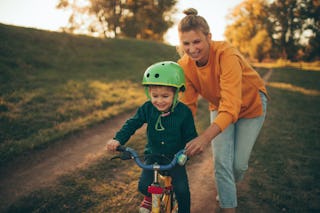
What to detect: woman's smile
<box><xmin>179</xmin><ymin>30</ymin><xmax>211</xmax><ymax>66</ymax></box>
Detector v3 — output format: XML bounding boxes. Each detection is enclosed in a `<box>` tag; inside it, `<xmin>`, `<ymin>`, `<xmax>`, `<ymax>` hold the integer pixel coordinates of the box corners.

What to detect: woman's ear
<box><xmin>207</xmin><ymin>33</ymin><xmax>212</xmax><ymax>41</ymax></box>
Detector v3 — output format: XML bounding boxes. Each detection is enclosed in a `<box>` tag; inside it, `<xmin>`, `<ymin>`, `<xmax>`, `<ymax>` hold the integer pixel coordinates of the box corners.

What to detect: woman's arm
<box><xmin>185</xmin><ymin>121</ymin><xmax>221</xmax><ymax>156</ymax></box>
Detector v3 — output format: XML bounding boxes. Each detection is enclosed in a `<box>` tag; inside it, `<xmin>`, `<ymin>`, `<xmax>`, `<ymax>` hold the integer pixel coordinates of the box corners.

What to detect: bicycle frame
<box><xmin>147</xmin><ymin>166</ymin><xmax>178</xmax><ymax>213</ymax></box>
<box><xmin>113</xmin><ymin>146</ymin><xmax>186</xmax><ymax>213</ymax></box>
<box><xmin>160</xmin><ymin>175</ymin><xmax>178</xmax><ymax>213</ymax></box>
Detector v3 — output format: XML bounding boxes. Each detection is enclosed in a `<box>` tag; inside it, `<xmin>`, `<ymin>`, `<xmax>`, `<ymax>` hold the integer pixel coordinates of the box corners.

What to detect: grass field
<box><xmin>1</xmin><ymin>24</ymin><xmax>320</xmax><ymax>212</ymax></box>
<box><xmin>237</xmin><ymin>67</ymin><xmax>320</xmax><ymax>212</ymax></box>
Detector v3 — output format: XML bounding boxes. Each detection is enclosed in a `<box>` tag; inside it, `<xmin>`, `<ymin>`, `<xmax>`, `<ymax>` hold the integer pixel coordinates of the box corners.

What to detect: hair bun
<box><xmin>183</xmin><ymin>8</ymin><xmax>198</xmax><ymax>16</ymax></box>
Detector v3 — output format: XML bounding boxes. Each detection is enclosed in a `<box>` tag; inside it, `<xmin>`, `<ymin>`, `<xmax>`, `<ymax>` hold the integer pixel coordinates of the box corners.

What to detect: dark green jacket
<box><xmin>115</xmin><ymin>101</ymin><xmax>198</xmax><ymax>155</ymax></box>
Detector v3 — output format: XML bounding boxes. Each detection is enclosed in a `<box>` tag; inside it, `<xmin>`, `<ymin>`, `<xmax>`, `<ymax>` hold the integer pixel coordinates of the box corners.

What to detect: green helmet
<box><xmin>142</xmin><ymin>61</ymin><xmax>186</xmax><ymax>131</ymax></box>
<box><xmin>142</xmin><ymin>61</ymin><xmax>185</xmax><ymax>91</ymax></box>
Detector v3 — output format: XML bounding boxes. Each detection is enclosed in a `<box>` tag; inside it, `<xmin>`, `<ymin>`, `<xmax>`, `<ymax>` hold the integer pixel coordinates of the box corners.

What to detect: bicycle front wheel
<box><xmin>161</xmin><ymin>191</ymin><xmax>178</xmax><ymax>213</ymax></box>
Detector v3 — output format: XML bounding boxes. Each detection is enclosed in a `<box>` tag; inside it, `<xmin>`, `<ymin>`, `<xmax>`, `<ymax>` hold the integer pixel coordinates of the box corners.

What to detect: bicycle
<box><xmin>111</xmin><ymin>146</ymin><xmax>188</xmax><ymax>213</ymax></box>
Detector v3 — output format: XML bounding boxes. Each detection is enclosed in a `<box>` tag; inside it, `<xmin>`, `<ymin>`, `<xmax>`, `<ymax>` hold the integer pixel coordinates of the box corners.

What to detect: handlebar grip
<box><xmin>177</xmin><ymin>152</ymin><xmax>188</xmax><ymax>166</ymax></box>
<box><xmin>112</xmin><ymin>145</ymin><xmax>132</xmax><ymax>160</ymax></box>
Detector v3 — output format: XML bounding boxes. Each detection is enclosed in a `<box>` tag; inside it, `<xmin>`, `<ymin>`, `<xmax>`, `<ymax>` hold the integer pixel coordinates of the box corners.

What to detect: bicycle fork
<box><xmin>147</xmin><ymin>168</ymin><xmax>177</xmax><ymax>213</ymax></box>
<box><xmin>161</xmin><ymin>176</ymin><xmax>177</xmax><ymax>213</ymax></box>
<box><xmin>148</xmin><ymin>169</ymin><xmax>163</xmax><ymax>213</ymax></box>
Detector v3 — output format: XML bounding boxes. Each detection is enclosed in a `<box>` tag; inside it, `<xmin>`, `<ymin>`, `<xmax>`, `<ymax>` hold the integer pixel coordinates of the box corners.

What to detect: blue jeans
<box><xmin>211</xmin><ymin>92</ymin><xmax>267</xmax><ymax>208</ymax></box>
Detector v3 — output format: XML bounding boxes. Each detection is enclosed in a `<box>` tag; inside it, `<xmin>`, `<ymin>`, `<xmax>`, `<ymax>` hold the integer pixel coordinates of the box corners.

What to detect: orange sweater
<box><xmin>178</xmin><ymin>41</ymin><xmax>268</xmax><ymax>131</ymax></box>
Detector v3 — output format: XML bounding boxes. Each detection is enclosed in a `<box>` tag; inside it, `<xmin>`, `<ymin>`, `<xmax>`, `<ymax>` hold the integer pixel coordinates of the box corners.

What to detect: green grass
<box><xmin>0</xmin><ymin>23</ymin><xmax>179</xmax><ymax>165</ymax></box>
<box><xmin>237</xmin><ymin>67</ymin><xmax>320</xmax><ymax>212</ymax></box>
<box><xmin>253</xmin><ymin>60</ymin><xmax>320</xmax><ymax>71</ymax></box>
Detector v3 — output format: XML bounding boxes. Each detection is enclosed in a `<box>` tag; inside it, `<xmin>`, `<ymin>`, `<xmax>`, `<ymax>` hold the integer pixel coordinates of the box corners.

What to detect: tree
<box><xmin>225</xmin><ymin>0</ymin><xmax>319</xmax><ymax>61</ymax></box>
<box><xmin>89</xmin><ymin>0</ymin><xmax>124</xmax><ymax>37</ymax></box>
<box><xmin>250</xmin><ymin>30</ymin><xmax>272</xmax><ymax>62</ymax></box>
<box><xmin>57</xmin><ymin>0</ymin><xmax>177</xmax><ymax>41</ymax></box>
<box><xmin>225</xmin><ymin>0</ymin><xmax>271</xmax><ymax>59</ymax></box>
<box><xmin>121</xmin><ymin>0</ymin><xmax>176</xmax><ymax>41</ymax></box>
<box><xmin>300</xmin><ymin>0</ymin><xmax>320</xmax><ymax>60</ymax></box>
<box><xmin>268</xmin><ymin>0</ymin><xmax>304</xmax><ymax>60</ymax></box>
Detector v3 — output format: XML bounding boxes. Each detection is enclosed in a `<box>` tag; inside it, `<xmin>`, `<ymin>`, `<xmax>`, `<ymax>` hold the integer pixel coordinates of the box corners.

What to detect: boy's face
<box><xmin>149</xmin><ymin>86</ymin><xmax>175</xmax><ymax>112</ymax></box>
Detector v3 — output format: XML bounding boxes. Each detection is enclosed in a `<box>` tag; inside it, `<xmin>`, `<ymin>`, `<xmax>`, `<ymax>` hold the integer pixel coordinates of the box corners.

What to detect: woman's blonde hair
<box><xmin>178</xmin><ymin>8</ymin><xmax>210</xmax><ymax>36</ymax></box>
<box><xmin>176</xmin><ymin>8</ymin><xmax>211</xmax><ymax>56</ymax></box>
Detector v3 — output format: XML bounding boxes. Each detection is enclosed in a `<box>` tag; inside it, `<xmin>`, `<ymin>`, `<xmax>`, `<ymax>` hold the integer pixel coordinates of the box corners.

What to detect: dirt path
<box><xmin>188</xmin><ymin>146</ymin><xmax>218</xmax><ymax>212</ymax></box>
<box><xmin>0</xmin><ymin>70</ymin><xmax>272</xmax><ymax>212</ymax></box>
<box><xmin>0</xmin><ymin>112</ymin><xmax>134</xmax><ymax>211</ymax></box>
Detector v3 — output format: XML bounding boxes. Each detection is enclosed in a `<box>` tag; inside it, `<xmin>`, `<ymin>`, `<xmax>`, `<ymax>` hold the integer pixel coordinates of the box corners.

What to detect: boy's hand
<box><xmin>106</xmin><ymin>139</ymin><xmax>121</xmax><ymax>152</ymax></box>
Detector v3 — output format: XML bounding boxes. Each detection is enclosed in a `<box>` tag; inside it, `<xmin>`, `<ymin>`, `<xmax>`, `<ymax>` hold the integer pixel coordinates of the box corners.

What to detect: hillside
<box><xmin>0</xmin><ymin>23</ymin><xmax>179</xmax><ymax>88</ymax></box>
<box><xmin>0</xmin><ymin>23</ymin><xmax>179</xmax><ymax>165</ymax></box>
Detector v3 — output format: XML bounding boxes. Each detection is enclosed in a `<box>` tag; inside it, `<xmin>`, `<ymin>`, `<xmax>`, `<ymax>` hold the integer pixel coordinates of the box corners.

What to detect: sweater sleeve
<box><xmin>213</xmin><ymin>54</ymin><xmax>242</xmax><ymax>131</ymax></box>
<box><xmin>114</xmin><ymin>104</ymin><xmax>146</xmax><ymax>145</ymax></box>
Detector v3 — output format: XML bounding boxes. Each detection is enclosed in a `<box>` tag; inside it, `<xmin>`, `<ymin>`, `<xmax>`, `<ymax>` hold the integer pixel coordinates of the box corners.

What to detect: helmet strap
<box><xmin>144</xmin><ymin>87</ymin><xmax>151</xmax><ymax>99</ymax></box>
<box><xmin>171</xmin><ymin>91</ymin><xmax>179</xmax><ymax>112</ymax></box>
<box><xmin>155</xmin><ymin>114</ymin><xmax>165</xmax><ymax>131</ymax></box>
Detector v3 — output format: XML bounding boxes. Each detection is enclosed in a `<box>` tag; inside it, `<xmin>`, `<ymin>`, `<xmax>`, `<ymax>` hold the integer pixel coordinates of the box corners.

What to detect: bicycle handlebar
<box><xmin>114</xmin><ymin>145</ymin><xmax>187</xmax><ymax>170</ymax></box>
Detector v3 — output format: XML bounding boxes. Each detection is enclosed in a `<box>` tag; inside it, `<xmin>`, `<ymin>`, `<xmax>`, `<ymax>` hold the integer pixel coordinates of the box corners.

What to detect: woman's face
<box><xmin>149</xmin><ymin>86</ymin><xmax>175</xmax><ymax>112</ymax></box>
<box><xmin>179</xmin><ymin>30</ymin><xmax>211</xmax><ymax>66</ymax></box>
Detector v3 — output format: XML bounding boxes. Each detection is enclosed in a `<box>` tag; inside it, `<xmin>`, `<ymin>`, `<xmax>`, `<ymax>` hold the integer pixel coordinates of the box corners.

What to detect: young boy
<box><xmin>106</xmin><ymin>61</ymin><xmax>198</xmax><ymax>213</ymax></box>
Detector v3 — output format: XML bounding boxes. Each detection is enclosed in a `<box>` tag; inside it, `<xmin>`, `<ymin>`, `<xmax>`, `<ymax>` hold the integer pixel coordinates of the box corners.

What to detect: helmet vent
<box><xmin>146</xmin><ymin>73</ymin><xmax>150</xmax><ymax>78</ymax></box>
<box><xmin>154</xmin><ymin>73</ymin><xmax>159</xmax><ymax>78</ymax></box>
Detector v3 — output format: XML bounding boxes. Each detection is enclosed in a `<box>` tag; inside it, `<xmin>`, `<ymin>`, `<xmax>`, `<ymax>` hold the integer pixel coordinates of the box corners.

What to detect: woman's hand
<box><xmin>185</xmin><ymin>122</ymin><xmax>222</xmax><ymax>157</ymax></box>
<box><xmin>106</xmin><ymin>139</ymin><xmax>121</xmax><ymax>152</ymax></box>
<box><xmin>185</xmin><ymin>135</ymin><xmax>211</xmax><ymax>157</ymax></box>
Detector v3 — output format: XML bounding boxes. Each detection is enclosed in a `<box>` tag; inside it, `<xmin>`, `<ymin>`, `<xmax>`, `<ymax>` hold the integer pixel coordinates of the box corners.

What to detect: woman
<box><xmin>177</xmin><ymin>8</ymin><xmax>268</xmax><ymax>212</ymax></box>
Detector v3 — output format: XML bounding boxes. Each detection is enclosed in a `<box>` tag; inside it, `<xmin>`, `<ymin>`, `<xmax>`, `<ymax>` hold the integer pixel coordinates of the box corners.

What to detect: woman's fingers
<box><xmin>186</xmin><ymin>141</ymin><xmax>202</xmax><ymax>156</ymax></box>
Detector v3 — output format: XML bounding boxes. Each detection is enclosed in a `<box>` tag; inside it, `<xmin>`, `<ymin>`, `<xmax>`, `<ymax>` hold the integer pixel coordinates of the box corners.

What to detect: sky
<box><xmin>0</xmin><ymin>0</ymin><xmax>243</xmax><ymax>45</ymax></box>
